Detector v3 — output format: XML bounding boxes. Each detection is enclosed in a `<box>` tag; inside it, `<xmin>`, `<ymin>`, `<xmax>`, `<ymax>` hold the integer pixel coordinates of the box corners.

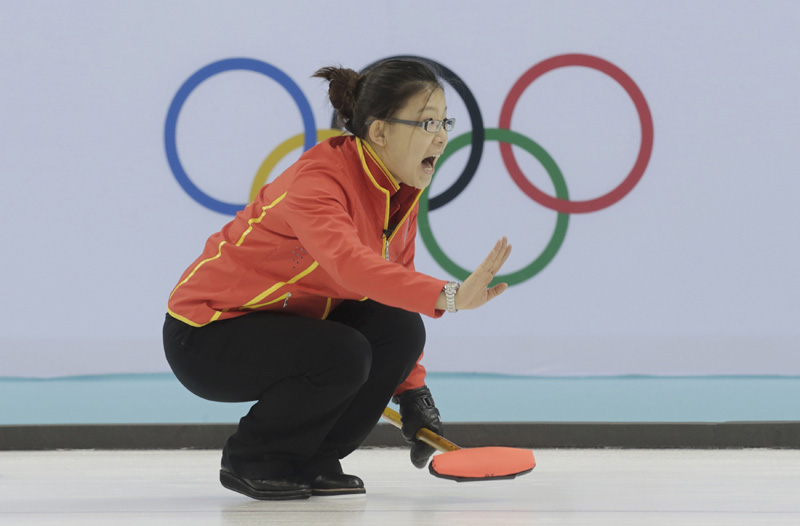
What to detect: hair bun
<box><xmin>313</xmin><ymin>66</ymin><xmax>363</xmax><ymax>132</ymax></box>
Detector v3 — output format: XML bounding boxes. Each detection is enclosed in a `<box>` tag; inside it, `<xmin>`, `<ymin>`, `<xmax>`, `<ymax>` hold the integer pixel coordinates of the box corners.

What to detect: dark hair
<box><xmin>314</xmin><ymin>59</ymin><xmax>443</xmax><ymax>139</ymax></box>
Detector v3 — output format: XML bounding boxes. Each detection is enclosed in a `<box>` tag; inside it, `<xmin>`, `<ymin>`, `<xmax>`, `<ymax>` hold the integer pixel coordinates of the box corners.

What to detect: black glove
<box><xmin>393</xmin><ymin>385</ymin><xmax>443</xmax><ymax>469</ymax></box>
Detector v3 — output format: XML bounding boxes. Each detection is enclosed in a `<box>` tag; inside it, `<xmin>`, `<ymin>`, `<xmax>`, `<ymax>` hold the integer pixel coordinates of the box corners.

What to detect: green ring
<box><xmin>418</xmin><ymin>128</ymin><xmax>570</xmax><ymax>286</ymax></box>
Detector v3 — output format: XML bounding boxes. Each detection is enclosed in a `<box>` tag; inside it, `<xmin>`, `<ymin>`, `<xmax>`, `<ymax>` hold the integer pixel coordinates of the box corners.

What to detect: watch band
<box><xmin>443</xmin><ymin>281</ymin><xmax>460</xmax><ymax>313</ymax></box>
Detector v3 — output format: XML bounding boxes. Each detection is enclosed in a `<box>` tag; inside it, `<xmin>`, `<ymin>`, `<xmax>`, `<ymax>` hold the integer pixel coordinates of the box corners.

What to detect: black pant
<box><xmin>163</xmin><ymin>300</ymin><xmax>425</xmax><ymax>479</ymax></box>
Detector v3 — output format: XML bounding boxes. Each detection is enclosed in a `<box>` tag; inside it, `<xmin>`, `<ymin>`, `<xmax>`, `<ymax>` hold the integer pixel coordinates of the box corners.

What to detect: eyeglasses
<box><xmin>380</xmin><ymin>117</ymin><xmax>456</xmax><ymax>133</ymax></box>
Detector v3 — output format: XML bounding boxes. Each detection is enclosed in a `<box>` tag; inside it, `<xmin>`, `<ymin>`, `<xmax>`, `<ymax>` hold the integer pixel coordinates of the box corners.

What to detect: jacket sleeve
<box><xmin>394</xmin><ymin>352</ymin><xmax>428</xmax><ymax>394</ymax></box>
<box><xmin>281</xmin><ymin>169</ymin><xmax>446</xmax><ymax>317</ymax></box>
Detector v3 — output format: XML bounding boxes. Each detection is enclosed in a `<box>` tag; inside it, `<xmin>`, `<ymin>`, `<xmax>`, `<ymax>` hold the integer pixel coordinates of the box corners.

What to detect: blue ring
<box><xmin>164</xmin><ymin>58</ymin><xmax>316</xmax><ymax>215</ymax></box>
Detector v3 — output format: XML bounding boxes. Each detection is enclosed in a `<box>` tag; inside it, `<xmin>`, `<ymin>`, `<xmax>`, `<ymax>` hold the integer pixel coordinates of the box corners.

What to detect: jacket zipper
<box><xmin>380</xmin><ymin>190</ymin><xmax>422</xmax><ymax>262</ymax></box>
<box><xmin>382</xmin><ymin>228</ymin><xmax>394</xmax><ymax>261</ymax></box>
<box><xmin>283</xmin><ymin>292</ymin><xmax>292</xmax><ymax>308</ymax></box>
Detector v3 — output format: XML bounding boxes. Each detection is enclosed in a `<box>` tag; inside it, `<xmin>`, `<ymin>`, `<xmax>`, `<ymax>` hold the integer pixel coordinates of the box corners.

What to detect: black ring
<box><xmin>329</xmin><ymin>55</ymin><xmax>485</xmax><ymax>211</ymax></box>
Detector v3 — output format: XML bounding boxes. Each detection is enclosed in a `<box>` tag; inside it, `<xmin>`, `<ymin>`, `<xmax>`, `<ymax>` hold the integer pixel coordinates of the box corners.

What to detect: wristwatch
<box><xmin>443</xmin><ymin>281</ymin><xmax>460</xmax><ymax>313</ymax></box>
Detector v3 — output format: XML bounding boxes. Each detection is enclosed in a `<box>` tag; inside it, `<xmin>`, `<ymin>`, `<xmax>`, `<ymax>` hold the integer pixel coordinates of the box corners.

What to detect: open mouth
<box><xmin>421</xmin><ymin>154</ymin><xmax>440</xmax><ymax>174</ymax></box>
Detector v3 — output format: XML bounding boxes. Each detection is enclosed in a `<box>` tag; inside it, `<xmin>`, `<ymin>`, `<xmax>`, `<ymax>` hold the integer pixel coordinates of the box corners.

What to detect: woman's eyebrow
<box><xmin>416</xmin><ymin>105</ymin><xmax>447</xmax><ymax>115</ymax></box>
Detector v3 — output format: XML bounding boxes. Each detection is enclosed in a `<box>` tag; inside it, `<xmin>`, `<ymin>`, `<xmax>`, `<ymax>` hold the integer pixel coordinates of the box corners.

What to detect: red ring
<box><xmin>499</xmin><ymin>54</ymin><xmax>654</xmax><ymax>213</ymax></box>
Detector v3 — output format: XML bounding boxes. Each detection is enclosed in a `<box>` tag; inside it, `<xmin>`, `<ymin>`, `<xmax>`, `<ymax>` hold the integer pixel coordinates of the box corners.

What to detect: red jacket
<box><xmin>168</xmin><ymin>135</ymin><xmax>446</xmax><ymax>391</ymax></box>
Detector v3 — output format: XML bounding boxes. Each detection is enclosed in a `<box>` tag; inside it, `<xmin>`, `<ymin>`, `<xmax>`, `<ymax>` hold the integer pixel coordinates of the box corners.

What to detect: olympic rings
<box><xmin>419</xmin><ymin>128</ymin><xmax>570</xmax><ymax>286</ymax></box>
<box><xmin>165</xmin><ymin>54</ymin><xmax>653</xmax><ymax>286</ymax></box>
<box><xmin>331</xmin><ymin>55</ymin><xmax>485</xmax><ymax>212</ymax></box>
<box><xmin>499</xmin><ymin>53</ymin><xmax>654</xmax><ymax>214</ymax></box>
<box><xmin>164</xmin><ymin>58</ymin><xmax>317</xmax><ymax>215</ymax></box>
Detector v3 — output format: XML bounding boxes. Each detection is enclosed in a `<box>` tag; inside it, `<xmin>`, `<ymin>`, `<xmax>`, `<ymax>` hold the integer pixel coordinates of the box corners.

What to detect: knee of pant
<box><xmin>392</xmin><ymin>310</ymin><xmax>426</xmax><ymax>363</ymax></box>
<box><xmin>334</xmin><ymin>331</ymin><xmax>372</xmax><ymax>388</ymax></box>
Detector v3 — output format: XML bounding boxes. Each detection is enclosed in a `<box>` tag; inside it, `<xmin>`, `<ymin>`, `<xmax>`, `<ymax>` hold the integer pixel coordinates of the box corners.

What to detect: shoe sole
<box><xmin>219</xmin><ymin>470</ymin><xmax>311</xmax><ymax>500</ymax></box>
<box><xmin>311</xmin><ymin>487</ymin><xmax>367</xmax><ymax>497</ymax></box>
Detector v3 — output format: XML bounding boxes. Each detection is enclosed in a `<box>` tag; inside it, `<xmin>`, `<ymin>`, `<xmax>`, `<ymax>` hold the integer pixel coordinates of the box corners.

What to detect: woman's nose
<box><xmin>434</xmin><ymin>126</ymin><xmax>447</xmax><ymax>145</ymax></box>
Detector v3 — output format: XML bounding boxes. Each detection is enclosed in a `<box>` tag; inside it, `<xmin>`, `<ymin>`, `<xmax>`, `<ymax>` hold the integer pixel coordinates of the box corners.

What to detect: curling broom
<box><xmin>381</xmin><ymin>407</ymin><xmax>535</xmax><ymax>482</ymax></box>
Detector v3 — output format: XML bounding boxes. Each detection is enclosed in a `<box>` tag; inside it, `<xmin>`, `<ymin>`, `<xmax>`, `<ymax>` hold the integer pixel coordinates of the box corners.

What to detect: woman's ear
<box><xmin>368</xmin><ymin>119</ymin><xmax>387</xmax><ymax>147</ymax></box>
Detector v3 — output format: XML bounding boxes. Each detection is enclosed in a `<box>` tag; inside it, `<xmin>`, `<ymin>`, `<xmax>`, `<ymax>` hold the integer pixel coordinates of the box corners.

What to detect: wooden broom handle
<box><xmin>381</xmin><ymin>407</ymin><xmax>461</xmax><ymax>453</ymax></box>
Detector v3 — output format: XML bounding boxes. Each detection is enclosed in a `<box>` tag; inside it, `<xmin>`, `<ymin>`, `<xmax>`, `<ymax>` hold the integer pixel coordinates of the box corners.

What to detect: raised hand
<box><xmin>437</xmin><ymin>237</ymin><xmax>512</xmax><ymax>311</ymax></box>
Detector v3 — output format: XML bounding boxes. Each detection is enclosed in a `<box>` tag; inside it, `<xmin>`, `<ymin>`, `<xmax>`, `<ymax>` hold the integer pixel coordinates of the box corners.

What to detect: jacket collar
<box><xmin>356</xmin><ymin>137</ymin><xmax>401</xmax><ymax>196</ymax></box>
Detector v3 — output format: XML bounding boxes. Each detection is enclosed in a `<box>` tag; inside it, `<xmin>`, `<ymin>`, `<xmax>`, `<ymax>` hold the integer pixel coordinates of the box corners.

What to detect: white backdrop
<box><xmin>2</xmin><ymin>1</ymin><xmax>798</xmax><ymax>377</ymax></box>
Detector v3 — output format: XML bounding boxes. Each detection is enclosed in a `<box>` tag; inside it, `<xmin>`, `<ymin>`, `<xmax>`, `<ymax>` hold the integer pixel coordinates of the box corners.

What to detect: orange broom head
<box><xmin>429</xmin><ymin>446</ymin><xmax>536</xmax><ymax>482</ymax></box>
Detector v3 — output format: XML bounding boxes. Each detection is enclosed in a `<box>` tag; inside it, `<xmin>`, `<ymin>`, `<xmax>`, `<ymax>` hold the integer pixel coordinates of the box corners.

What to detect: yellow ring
<box><xmin>250</xmin><ymin>129</ymin><xmax>344</xmax><ymax>202</ymax></box>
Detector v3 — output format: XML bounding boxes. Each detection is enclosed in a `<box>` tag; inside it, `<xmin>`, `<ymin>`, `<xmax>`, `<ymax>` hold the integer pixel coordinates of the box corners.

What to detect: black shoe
<box><xmin>310</xmin><ymin>472</ymin><xmax>366</xmax><ymax>496</ymax></box>
<box><xmin>220</xmin><ymin>468</ymin><xmax>311</xmax><ymax>500</ymax></box>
